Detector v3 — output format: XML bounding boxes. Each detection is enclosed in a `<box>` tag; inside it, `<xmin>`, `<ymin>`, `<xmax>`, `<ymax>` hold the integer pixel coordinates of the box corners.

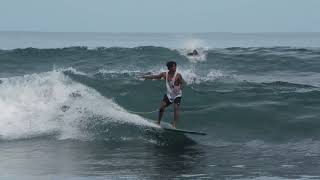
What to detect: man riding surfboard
<box><xmin>142</xmin><ymin>61</ymin><xmax>184</xmax><ymax>128</ymax></box>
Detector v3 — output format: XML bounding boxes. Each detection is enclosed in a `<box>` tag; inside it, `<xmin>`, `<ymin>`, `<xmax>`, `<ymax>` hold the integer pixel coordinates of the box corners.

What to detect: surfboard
<box><xmin>162</xmin><ymin>127</ymin><xmax>207</xmax><ymax>135</ymax></box>
<box><xmin>157</xmin><ymin>121</ymin><xmax>207</xmax><ymax>136</ymax></box>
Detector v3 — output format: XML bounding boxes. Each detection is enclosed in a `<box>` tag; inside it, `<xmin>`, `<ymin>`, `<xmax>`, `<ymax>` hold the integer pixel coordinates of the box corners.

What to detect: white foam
<box><xmin>177</xmin><ymin>48</ymin><xmax>208</xmax><ymax>63</ymax></box>
<box><xmin>179</xmin><ymin>68</ymin><xmax>226</xmax><ymax>85</ymax></box>
<box><xmin>0</xmin><ymin>70</ymin><xmax>157</xmax><ymax>140</ymax></box>
<box><xmin>180</xmin><ymin>38</ymin><xmax>208</xmax><ymax>51</ymax></box>
<box><xmin>178</xmin><ymin>38</ymin><xmax>209</xmax><ymax>63</ymax></box>
<box><xmin>180</xmin><ymin>174</ymin><xmax>207</xmax><ymax>178</ymax></box>
<box><xmin>281</xmin><ymin>165</ymin><xmax>296</xmax><ymax>168</ymax></box>
<box><xmin>232</xmin><ymin>165</ymin><xmax>246</xmax><ymax>168</ymax></box>
<box><xmin>299</xmin><ymin>175</ymin><xmax>320</xmax><ymax>179</ymax></box>
<box><xmin>62</xmin><ymin>67</ymin><xmax>87</xmax><ymax>76</ymax></box>
<box><xmin>98</xmin><ymin>69</ymin><xmax>141</xmax><ymax>75</ymax></box>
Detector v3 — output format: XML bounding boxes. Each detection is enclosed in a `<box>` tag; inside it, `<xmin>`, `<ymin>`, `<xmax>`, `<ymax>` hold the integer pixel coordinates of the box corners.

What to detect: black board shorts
<box><xmin>163</xmin><ymin>95</ymin><xmax>182</xmax><ymax>106</ymax></box>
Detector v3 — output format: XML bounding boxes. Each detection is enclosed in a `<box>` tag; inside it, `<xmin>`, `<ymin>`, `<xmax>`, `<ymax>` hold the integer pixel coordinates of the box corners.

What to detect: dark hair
<box><xmin>166</xmin><ymin>61</ymin><xmax>177</xmax><ymax>69</ymax></box>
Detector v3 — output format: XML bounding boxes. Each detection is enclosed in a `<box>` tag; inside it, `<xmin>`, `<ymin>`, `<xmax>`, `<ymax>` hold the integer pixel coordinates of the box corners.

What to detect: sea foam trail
<box><xmin>0</xmin><ymin>70</ymin><xmax>157</xmax><ymax>140</ymax></box>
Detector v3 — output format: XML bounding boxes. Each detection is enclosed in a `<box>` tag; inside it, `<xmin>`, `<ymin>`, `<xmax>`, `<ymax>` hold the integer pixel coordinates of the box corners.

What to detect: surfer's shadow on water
<box><xmin>140</xmin><ymin>123</ymin><xmax>210</xmax><ymax>178</ymax></box>
<box><xmin>146</xmin><ymin>142</ymin><xmax>208</xmax><ymax>178</ymax></box>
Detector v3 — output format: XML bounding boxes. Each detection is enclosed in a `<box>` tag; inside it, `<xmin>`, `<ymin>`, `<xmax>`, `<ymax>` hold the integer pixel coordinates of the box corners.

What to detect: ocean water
<box><xmin>1</xmin><ymin>32</ymin><xmax>320</xmax><ymax>179</ymax></box>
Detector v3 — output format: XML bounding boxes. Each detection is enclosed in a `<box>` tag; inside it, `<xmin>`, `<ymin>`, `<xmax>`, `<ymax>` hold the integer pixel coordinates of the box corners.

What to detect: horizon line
<box><xmin>1</xmin><ymin>30</ymin><xmax>320</xmax><ymax>34</ymax></box>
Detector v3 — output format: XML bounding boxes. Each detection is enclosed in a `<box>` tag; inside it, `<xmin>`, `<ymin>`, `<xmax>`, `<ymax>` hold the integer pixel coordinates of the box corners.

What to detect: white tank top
<box><xmin>166</xmin><ymin>71</ymin><xmax>182</xmax><ymax>102</ymax></box>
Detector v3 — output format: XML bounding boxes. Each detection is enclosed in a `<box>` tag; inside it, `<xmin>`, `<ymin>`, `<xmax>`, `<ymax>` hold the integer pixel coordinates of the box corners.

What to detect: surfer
<box><xmin>187</xmin><ymin>49</ymin><xmax>199</xmax><ymax>56</ymax></box>
<box><xmin>142</xmin><ymin>61</ymin><xmax>184</xmax><ymax>128</ymax></box>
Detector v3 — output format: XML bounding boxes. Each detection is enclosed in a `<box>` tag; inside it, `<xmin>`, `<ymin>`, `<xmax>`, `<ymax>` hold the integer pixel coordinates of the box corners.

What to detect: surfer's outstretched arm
<box><xmin>142</xmin><ymin>72</ymin><xmax>165</xmax><ymax>80</ymax></box>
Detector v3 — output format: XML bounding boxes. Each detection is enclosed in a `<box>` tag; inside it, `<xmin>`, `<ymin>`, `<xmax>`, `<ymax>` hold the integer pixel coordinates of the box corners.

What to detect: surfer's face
<box><xmin>169</xmin><ymin>64</ymin><xmax>176</xmax><ymax>72</ymax></box>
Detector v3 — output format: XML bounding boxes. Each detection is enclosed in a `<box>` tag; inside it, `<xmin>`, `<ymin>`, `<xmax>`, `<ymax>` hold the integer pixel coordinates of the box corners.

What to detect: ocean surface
<box><xmin>1</xmin><ymin>32</ymin><xmax>320</xmax><ymax>179</ymax></box>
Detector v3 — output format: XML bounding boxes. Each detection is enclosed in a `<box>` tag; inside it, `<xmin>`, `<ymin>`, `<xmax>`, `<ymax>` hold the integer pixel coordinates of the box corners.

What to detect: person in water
<box><xmin>142</xmin><ymin>61</ymin><xmax>184</xmax><ymax>128</ymax></box>
<box><xmin>187</xmin><ymin>49</ymin><xmax>199</xmax><ymax>56</ymax></box>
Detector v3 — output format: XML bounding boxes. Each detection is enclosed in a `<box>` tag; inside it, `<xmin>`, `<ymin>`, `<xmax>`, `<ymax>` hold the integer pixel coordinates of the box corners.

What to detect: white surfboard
<box><xmin>157</xmin><ymin>121</ymin><xmax>207</xmax><ymax>136</ymax></box>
